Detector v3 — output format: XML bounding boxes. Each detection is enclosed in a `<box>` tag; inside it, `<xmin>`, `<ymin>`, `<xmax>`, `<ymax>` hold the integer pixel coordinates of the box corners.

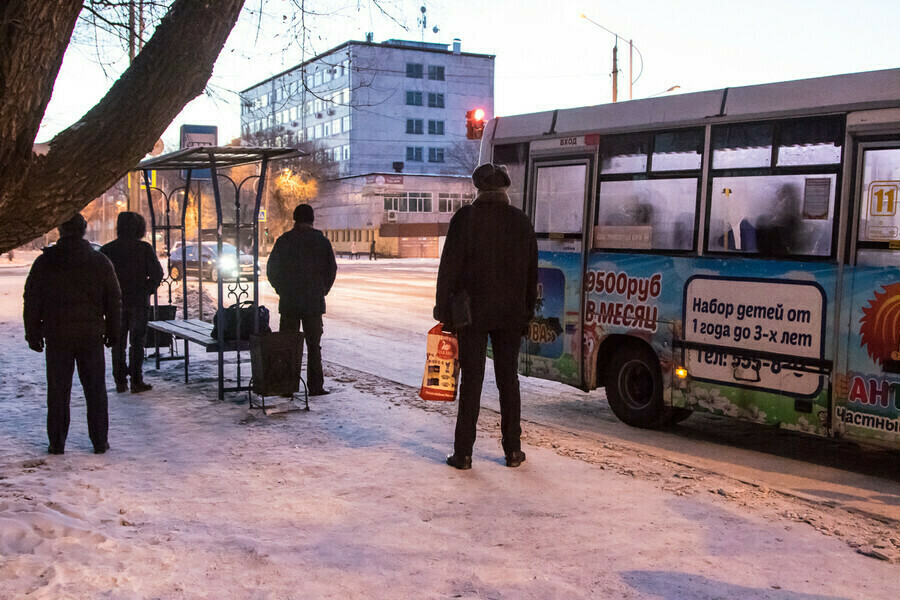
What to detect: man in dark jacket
<box><xmin>101</xmin><ymin>212</ymin><xmax>164</xmax><ymax>393</ymax></box>
<box><xmin>24</xmin><ymin>213</ymin><xmax>122</xmax><ymax>455</ymax></box>
<box><xmin>267</xmin><ymin>204</ymin><xmax>337</xmax><ymax>396</ymax></box>
<box><xmin>435</xmin><ymin>163</ymin><xmax>538</xmax><ymax>470</ymax></box>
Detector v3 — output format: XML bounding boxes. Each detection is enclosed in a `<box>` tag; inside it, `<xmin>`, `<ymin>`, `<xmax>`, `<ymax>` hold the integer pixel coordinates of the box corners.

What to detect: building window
<box><xmin>406</xmin><ymin>63</ymin><xmax>424</xmax><ymax>79</ymax></box>
<box><xmin>406</xmin><ymin>119</ymin><xmax>424</xmax><ymax>134</ymax></box>
<box><xmin>306</xmin><ymin>126</ymin><xmax>313</xmax><ymax>140</ymax></box>
<box><xmin>428</xmin><ymin>65</ymin><xmax>445</xmax><ymax>81</ymax></box>
<box><xmin>342</xmin><ymin>115</ymin><xmax>351</xmax><ymax>131</ymax></box>
<box><xmin>428</xmin><ymin>147</ymin><xmax>445</xmax><ymax>163</ymax></box>
<box><xmin>428</xmin><ymin>120</ymin><xmax>444</xmax><ymax>135</ymax></box>
<box><xmin>314</xmin><ymin>124</ymin><xmax>322</xmax><ymax>139</ymax></box>
<box><xmin>406</xmin><ymin>91</ymin><xmax>423</xmax><ymax>106</ymax></box>
<box><xmin>439</xmin><ymin>193</ymin><xmax>474</xmax><ymax>213</ymax></box>
<box><xmin>323</xmin><ymin>121</ymin><xmax>332</xmax><ymax>136</ymax></box>
<box><xmin>427</xmin><ymin>93</ymin><xmax>445</xmax><ymax>108</ymax></box>
<box><xmin>384</xmin><ymin>194</ymin><xmax>407</xmax><ymax>211</ymax></box>
<box><xmin>406</xmin><ymin>147</ymin><xmax>423</xmax><ymax>162</ymax></box>
<box><xmin>408</xmin><ymin>192</ymin><xmax>433</xmax><ymax>212</ymax></box>
<box><xmin>383</xmin><ymin>192</ymin><xmax>432</xmax><ymax>212</ymax></box>
<box><xmin>342</xmin><ymin>88</ymin><xmax>350</xmax><ymax>104</ymax></box>
<box><xmin>342</xmin><ymin>145</ymin><xmax>350</xmax><ymax>161</ymax></box>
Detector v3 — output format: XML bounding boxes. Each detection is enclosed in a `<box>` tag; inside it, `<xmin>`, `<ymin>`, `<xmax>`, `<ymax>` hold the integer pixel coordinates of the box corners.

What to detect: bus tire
<box><xmin>606</xmin><ymin>344</ymin><xmax>666</xmax><ymax>428</ymax></box>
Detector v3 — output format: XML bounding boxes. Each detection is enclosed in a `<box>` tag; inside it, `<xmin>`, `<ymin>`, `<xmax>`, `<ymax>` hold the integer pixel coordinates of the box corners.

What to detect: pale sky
<box><xmin>39</xmin><ymin>0</ymin><xmax>900</xmax><ymax>150</ymax></box>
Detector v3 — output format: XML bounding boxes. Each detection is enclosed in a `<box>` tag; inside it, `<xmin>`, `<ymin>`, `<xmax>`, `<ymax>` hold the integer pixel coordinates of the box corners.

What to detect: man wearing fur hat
<box><xmin>435</xmin><ymin>163</ymin><xmax>538</xmax><ymax>470</ymax></box>
<box><xmin>24</xmin><ymin>214</ymin><xmax>122</xmax><ymax>455</ymax></box>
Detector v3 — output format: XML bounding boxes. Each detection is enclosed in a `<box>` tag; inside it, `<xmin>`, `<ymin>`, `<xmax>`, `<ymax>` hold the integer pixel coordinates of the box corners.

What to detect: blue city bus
<box><xmin>479</xmin><ymin>68</ymin><xmax>900</xmax><ymax>449</ymax></box>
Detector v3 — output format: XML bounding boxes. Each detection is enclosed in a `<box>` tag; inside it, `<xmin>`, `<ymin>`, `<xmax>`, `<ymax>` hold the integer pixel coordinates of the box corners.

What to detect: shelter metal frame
<box><xmin>138</xmin><ymin>146</ymin><xmax>304</xmax><ymax>400</ymax></box>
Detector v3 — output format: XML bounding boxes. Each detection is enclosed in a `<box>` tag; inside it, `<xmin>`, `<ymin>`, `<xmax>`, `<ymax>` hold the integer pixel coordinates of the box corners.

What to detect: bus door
<box><xmin>839</xmin><ymin>139</ymin><xmax>900</xmax><ymax>445</ymax></box>
<box><xmin>522</xmin><ymin>155</ymin><xmax>594</xmax><ymax>388</ymax></box>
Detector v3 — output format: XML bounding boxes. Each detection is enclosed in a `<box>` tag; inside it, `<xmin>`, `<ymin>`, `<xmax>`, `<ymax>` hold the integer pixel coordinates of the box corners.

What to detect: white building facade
<box><xmin>240</xmin><ymin>38</ymin><xmax>494</xmax><ymax>257</ymax></box>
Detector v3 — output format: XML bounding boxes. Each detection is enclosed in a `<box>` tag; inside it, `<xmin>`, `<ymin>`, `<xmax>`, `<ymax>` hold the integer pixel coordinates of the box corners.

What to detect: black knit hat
<box><xmin>472</xmin><ymin>163</ymin><xmax>511</xmax><ymax>191</ymax></box>
<box><xmin>58</xmin><ymin>213</ymin><xmax>87</xmax><ymax>238</ymax></box>
<box><xmin>293</xmin><ymin>203</ymin><xmax>314</xmax><ymax>224</ymax></box>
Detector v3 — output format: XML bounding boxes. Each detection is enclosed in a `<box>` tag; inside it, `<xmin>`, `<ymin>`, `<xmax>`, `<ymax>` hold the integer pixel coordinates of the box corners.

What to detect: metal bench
<box><xmin>147</xmin><ymin>318</ymin><xmax>251</xmax><ymax>399</ymax></box>
<box><xmin>147</xmin><ymin>318</ymin><xmax>307</xmax><ymax>410</ymax></box>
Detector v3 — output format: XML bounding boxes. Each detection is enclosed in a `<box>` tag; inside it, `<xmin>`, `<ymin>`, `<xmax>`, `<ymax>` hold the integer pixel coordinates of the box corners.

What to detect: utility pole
<box><xmin>629</xmin><ymin>39</ymin><xmax>633</xmax><ymax>100</ymax></box>
<box><xmin>611</xmin><ymin>39</ymin><xmax>618</xmax><ymax>103</ymax></box>
<box><xmin>127</xmin><ymin>1</ymin><xmax>145</xmax><ymax>212</ymax></box>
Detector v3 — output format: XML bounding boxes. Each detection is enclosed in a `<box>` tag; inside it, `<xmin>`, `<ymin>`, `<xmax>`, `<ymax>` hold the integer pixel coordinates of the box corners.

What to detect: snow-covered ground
<box><xmin>1</xmin><ymin>253</ymin><xmax>899</xmax><ymax>598</ymax></box>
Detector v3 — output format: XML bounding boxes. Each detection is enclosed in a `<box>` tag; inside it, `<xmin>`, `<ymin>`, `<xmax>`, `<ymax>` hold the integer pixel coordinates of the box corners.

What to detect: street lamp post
<box><xmin>579</xmin><ymin>13</ymin><xmax>643</xmax><ymax>102</ymax></box>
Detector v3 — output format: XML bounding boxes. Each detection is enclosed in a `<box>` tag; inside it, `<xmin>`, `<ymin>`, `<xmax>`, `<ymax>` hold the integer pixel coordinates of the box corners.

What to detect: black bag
<box><xmin>211</xmin><ymin>301</ymin><xmax>271</xmax><ymax>341</ymax></box>
<box><xmin>450</xmin><ymin>290</ymin><xmax>472</xmax><ymax>330</ymax></box>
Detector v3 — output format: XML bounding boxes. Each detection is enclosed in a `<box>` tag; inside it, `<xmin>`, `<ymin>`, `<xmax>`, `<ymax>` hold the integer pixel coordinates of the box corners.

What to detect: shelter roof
<box><xmin>136</xmin><ymin>146</ymin><xmax>304</xmax><ymax>171</ymax></box>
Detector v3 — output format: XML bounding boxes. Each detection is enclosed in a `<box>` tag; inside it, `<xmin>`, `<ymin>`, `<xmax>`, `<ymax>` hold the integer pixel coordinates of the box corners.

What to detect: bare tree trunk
<box><xmin>0</xmin><ymin>0</ymin><xmax>246</xmax><ymax>252</ymax></box>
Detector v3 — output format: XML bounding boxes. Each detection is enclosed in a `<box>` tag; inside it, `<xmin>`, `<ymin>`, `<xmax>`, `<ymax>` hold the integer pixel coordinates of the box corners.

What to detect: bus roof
<box><xmin>488</xmin><ymin>67</ymin><xmax>900</xmax><ymax>142</ymax></box>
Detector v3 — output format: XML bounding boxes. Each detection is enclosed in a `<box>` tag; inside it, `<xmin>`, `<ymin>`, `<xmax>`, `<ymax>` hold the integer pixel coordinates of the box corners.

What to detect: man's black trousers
<box><xmin>112</xmin><ymin>305</ymin><xmax>149</xmax><ymax>387</ymax></box>
<box><xmin>279</xmin><ymin>313</ymin><xmax>324</xmax><ymax>393</ymax></box>
<box><xmin>46</xmin><ymin>343</ymin><xmax>109</xmax><ymax>450</ymax></box>
<box><xmin>454</xmin><ymin>328</ymin><xmax>522</xmax><ymax>457</ymax></box>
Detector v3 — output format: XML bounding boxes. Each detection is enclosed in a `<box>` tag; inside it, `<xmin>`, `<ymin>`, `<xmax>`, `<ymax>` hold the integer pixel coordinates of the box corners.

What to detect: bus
<box><xmin>479</xmin><ymin>67</ymin><xmax>900</xmax><ymax>450</ymax></box>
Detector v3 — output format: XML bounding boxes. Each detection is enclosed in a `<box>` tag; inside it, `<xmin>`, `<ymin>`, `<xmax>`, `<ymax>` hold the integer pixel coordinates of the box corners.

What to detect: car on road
<box><xmin>168</xmin><ymin>242</ymin><xmax>258</xmax><ymax>282</ymax></box>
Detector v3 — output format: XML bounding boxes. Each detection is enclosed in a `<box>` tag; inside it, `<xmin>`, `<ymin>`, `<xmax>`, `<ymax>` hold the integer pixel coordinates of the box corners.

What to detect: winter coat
<box><xmin>24</xmin><ymin>237</ymin><xmax>122</xmax><ymax>347</ymax></box>
<box><xmin>434</xmin><ymin>190</ymin><xmax>538</xmax><ymax>331</ymax></box>
<box><xmin>100</xmin><ymin>238</ymin><xmax>164</xmax><ymax>307</ymax></box>
<box><xmin>266</xmin><ymin>223</ymin><xmax>337</xmax><ymax>316</ymax></box>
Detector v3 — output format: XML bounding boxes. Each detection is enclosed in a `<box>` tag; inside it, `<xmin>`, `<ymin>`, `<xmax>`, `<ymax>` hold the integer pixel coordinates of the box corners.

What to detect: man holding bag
<box><xmin>434</xmin><ymin>163</ymin><xmax>538</xmax><ymax>470</ymax></box>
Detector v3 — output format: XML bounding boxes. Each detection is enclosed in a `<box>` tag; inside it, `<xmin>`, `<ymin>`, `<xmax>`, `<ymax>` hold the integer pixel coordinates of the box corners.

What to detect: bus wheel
<box><xmin>169</xmin><ymin>266</ymin><xmax>181</xmax><ymax>281</ymax></box>
<box><xmin>606</xmin><ymin>345</ymin><xmax>665</xmax><ymax>428</ymax></box>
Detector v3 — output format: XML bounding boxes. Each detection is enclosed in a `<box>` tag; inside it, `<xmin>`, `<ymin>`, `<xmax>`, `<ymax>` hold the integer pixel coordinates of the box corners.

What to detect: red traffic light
<box><xmin>466</xmin><ymin>108</ymin><xmax>486</xmax><ymax>140</ymax></box>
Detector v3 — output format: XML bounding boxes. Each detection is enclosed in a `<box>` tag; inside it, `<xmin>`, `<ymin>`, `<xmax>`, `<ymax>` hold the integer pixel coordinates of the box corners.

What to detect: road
<box><xmin>280</xmin><ymin>257</ymin><xmax>900</xmax><ymax>524</ymax></box>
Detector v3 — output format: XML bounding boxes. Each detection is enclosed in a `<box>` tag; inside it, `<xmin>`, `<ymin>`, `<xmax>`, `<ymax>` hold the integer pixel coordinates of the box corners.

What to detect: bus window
<box><xmin>712</xmin><ymin>122</ymin><xmax>773</xmax><ymax>169</ymax></box>
<box><xmin>600</xmin><ymin>134</ymin><xmax>647</xmax><ymax>174</ymax></box>
<box><xmin>652</xmin><ymin>130</ymin><xmax>703</xmax><ymax>171</ymax></box>
<box><xmin>708</xmin><ymin>174</ymin><xmax>836</xmax><ymax>257</ymax></box>
<box><xmin>777</xmin><ymin>118</ymin><xmax>843</xmax><ymax>166</ymax></box>
<box><xmin>595</xmin><ymin>179</ymin><xmax>697</xmax><ymax>250</ymax></box>
<box><xmin>493</xmin><ymin>143</ymin><xmax>529</xmax><ymax>210</ymax></box>
<box><xmin>595</xmin><ymin>130</ymin><xmax>702</xmax><ymax>251</ymax></box>
<box><xmin>533</xmin><ymin>164</ymin><xmax>587</xmax><ymax>235</ymax></box>
<box><xmin>856</xmin><ymin>147</ymin><xmax>900</xmax><ymax>268</ymax></box>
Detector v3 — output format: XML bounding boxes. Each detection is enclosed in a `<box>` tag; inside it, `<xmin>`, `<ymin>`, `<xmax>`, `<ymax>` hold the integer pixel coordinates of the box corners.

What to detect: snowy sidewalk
<box><xmin>1</xmin><ymin>344</ymin><xmax>898</xmax><ymax>598</ymax></box>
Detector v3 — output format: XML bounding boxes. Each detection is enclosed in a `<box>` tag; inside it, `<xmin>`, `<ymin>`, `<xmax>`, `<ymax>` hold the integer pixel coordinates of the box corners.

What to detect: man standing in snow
<box><xmin>101</xmin><ymin>212</ymin><xmax>164</xmax><ymax>394</ymax></box>
<box><xmin>435</xmin><ymin>163</ymin><xmax>538</xmax><ymax>470</ymax></box>
<box><xmin>23</xmin><ymin>214</ymin><xmax>122</xmax><ymax>455</ymax></box>
<box><xmin>267</xmin><ymin>204</ymin><xmax>337</xmax><ymax>396</ymax></box>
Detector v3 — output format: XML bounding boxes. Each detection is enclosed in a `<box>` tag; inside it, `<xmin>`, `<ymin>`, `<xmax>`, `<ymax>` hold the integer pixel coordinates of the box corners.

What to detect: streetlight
<box><xmin>648</xmin><ymin>85</ymin><xmax>681</xmax><ymax>97</ymax></box>
<box><xmin>579</xmin><ymin>13</ymin><xmax>643</xmax><ymax>102</ymax></box>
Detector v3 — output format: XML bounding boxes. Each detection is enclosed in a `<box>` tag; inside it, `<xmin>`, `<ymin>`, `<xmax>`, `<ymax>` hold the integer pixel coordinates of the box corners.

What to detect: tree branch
<box><xmin>0</xmin><ymin>0</ymin><xmax>246</xmax><ymax>251</ymax></box>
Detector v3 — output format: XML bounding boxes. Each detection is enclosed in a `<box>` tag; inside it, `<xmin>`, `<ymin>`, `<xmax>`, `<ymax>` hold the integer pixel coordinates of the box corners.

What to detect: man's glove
<box><xmin>104</xmin><ymin>335</ymin><xmax>118</xmax><ymax>348</ymax></box>
<box><xmin>27</xmin><ymin>337</ymin><xmax>44</xmax><ymax>353</ymax></box>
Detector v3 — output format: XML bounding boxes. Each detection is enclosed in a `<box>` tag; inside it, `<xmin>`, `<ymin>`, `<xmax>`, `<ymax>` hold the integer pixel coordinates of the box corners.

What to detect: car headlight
<box><xmin>218</xmin><ymin>255</ymin><xmax>237</xmax><ymax>270</ymax></box>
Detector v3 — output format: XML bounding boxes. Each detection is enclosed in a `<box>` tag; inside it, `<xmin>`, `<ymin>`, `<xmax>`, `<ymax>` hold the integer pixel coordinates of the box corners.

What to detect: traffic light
<box><xmin>466</xmin><ymin>108</ymin><xmax>486</xmax><ymax>140</ymax></box>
